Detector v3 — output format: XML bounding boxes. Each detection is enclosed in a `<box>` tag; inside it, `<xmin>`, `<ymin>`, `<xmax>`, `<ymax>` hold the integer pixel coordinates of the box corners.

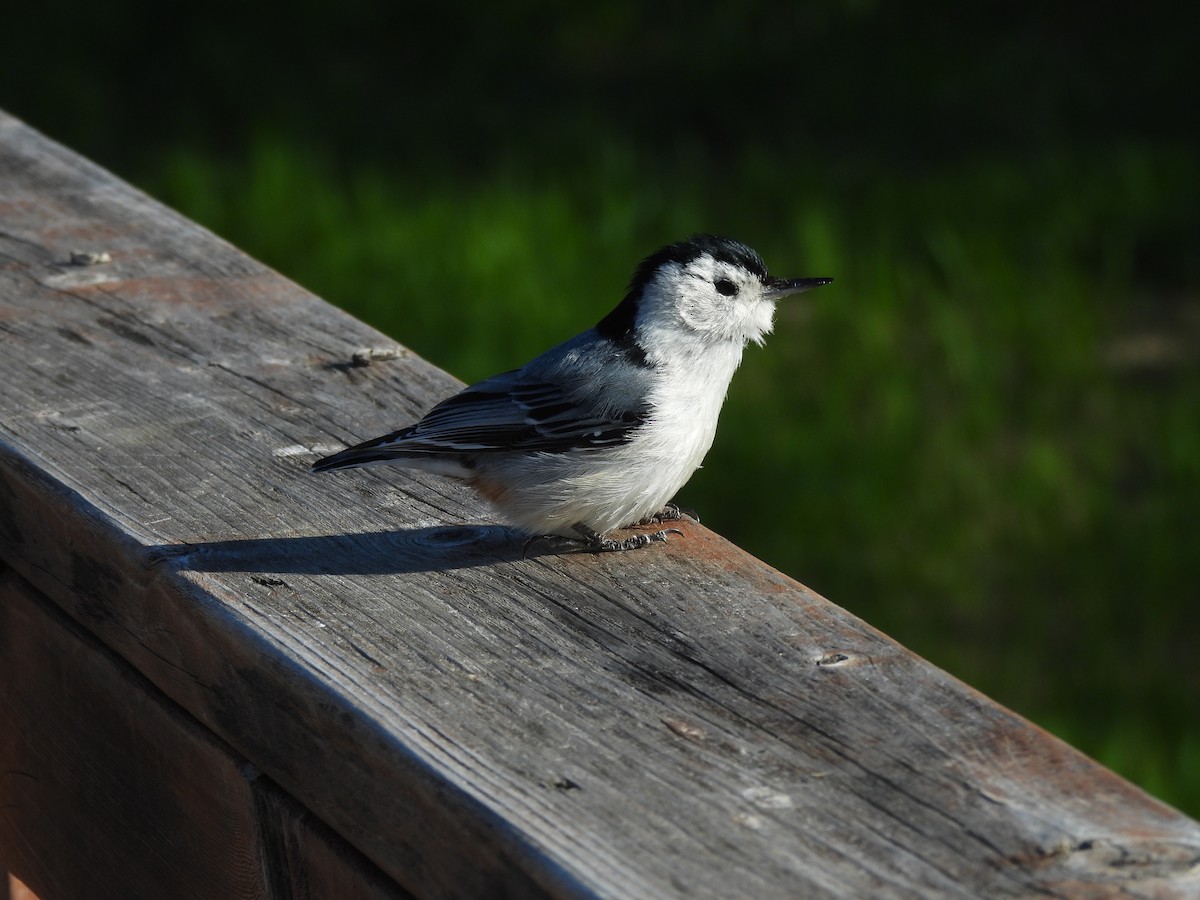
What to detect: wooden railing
<box><xmin>2</xmin><ymin>108</ymin><xmax>1198</xmax><ymax>898</ymax></box>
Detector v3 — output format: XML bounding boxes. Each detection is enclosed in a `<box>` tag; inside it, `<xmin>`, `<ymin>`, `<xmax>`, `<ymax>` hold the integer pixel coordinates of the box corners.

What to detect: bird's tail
<box><xmin>310</xmin><ymin>428</ymin><xmax>416</xmax><ymax>473</ymax></box>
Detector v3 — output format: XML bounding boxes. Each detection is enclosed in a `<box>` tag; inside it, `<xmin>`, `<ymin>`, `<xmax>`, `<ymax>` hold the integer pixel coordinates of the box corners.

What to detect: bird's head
<box><xmin>598</xmin><ymin>235</ymin><xmax>832</xmax><ymax>354</ymax></box>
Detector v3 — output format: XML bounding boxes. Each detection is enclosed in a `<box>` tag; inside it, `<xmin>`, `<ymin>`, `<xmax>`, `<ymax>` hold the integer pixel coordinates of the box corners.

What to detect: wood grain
<box><xmin>2</xmin><ymin>108</ymin><xmax>1199</xmax><ymax>897</ymax></box>
<box><xmin>252</xmin><ymin>777</ymin><xmax>415</xmax><ymax>900</ymax></box>
<box><xmin>0</xmin><ymin>571</ymin><xmax>269</xmax><ymax>900</ymax></box>
<box><xmin>0</xmin><ymin>570</ymin><xmax>413</xmax><ymax>900</ymax></box>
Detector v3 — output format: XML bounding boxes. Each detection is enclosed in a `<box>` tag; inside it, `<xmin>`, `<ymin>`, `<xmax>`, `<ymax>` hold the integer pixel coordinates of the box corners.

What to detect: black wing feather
<box><xmin>313</xmin><ymin>368</ymin><xmax>648</xmax><ymax>472</ymax></box>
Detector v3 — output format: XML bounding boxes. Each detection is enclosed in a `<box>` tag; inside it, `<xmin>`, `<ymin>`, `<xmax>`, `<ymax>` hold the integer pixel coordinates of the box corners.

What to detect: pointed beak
<box><xmin>763</xmin><ymin>276</ymin><xmax>833</xmax><ymax>301</ymax></box>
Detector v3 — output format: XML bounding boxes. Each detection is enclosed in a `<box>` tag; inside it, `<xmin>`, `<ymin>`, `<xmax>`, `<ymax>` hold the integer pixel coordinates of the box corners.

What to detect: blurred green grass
<box><xmin>144</xmin><ymin>136</ymin><xmax>1200</xmax><ymax>816</ymax></box>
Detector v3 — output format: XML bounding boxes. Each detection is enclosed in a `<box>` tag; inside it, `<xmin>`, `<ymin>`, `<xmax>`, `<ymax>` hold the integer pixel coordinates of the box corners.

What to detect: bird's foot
<box><xmin>523</xmin><ymin>522</ymin><xmax>684</xmax><ymax>556</ymax></box>
<box><xmin>633</xmin><ymin>502</ymin><xmax>700</xmax><ymax>527</ymax></box>
<box><xmin>571</xmin><ymin>523</ymin><xmax>682</xmax><ymax>553</ymax></box>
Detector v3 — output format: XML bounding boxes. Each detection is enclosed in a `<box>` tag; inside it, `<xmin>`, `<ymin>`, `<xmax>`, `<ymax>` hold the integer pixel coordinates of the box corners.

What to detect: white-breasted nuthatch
<box><xmin>313</xmin><ymin>235</ymin><xmax>832</xmax><ymax>551</ymax></box>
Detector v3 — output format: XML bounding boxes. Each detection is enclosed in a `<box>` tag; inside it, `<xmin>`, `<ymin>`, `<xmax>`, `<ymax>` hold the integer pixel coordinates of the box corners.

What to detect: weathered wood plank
<box><xmin>2</xmin><ymin>108</ymin><xmax>1199</xmax><ymax>897</ymax></box>
<box><xmin>0</xmin><ymin>570</ymin><xmax>269</xmax><ymax>900</ymax></box>
<box><xmin>0</xmin><ymin>569</ymin><xmax>411</xmax><ymax>900</ymax></box>
<box><xmin>252</xmin><ymin>777</ymin><xmax>415</xmax><ymax>900</ymax></box>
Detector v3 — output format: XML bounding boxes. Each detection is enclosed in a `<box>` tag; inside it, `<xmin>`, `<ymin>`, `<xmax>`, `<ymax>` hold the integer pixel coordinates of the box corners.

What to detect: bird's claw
<box><xmin>590</xmin><ymin>527</ymin><xmax>683</xmax><ymax>552</ymax></box>
<box><xmin>535</xmin><ymin>522</ymin><xmax>686</xmax><ymax>553</ymax></box>
<box><xmin>633</xmin><ymin>503</ymin><xmax>700</xmax><ymax>527</ymax></box>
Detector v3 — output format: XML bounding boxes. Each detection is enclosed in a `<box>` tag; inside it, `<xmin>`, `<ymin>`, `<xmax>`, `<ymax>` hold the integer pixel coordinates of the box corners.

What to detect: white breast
<box><xmin>639</xmin><ymin>339</ymin><xmax>744</xmax><ymax>485</ymax></box>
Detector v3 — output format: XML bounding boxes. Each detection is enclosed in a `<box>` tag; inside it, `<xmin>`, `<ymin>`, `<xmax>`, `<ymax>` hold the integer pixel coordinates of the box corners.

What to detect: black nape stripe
<box><xmin>594</xmin><ymin>292</ymin><xmax>649</xmax><ymax>368</ymax></box>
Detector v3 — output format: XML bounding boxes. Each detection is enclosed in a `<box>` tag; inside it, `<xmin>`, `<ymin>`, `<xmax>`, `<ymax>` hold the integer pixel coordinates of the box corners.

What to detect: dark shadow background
<box><xmin>11</xmin><ymin>2</ymin><xmax>1198</xmax><ymax>176</ymax></box>
<box><xmin>5</xmin><ymin>0</ymin><xmax>1198</xmax><ymax>814</ymax></box>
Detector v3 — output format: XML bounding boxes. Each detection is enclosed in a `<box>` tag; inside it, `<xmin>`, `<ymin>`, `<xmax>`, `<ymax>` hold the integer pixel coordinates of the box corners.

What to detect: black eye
<box><xmin>714</xmin><ymin>278</ymin><xmax>738</xmax><ymax>296</ymax></box>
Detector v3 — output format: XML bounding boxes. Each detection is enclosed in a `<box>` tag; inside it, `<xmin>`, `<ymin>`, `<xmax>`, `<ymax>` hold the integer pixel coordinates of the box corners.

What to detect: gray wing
<box><xmin>312</xmin><ymin>335</ymin><xmax>650</xmax><ymax>471</ymax></box>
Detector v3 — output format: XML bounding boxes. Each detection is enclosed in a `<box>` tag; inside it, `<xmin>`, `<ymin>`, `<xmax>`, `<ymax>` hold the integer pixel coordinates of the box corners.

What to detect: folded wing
<box><xmin>312</xmin><ymin>367</ymin><xmax>648</xmax><ymax>472</ymax></box>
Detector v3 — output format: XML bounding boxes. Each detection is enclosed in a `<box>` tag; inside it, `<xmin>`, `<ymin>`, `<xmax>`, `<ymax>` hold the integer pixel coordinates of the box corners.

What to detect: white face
<box><xmin>646</xmin><ymin>253</ymin><xmax>778</xmax><ymax>347</ymax></box>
